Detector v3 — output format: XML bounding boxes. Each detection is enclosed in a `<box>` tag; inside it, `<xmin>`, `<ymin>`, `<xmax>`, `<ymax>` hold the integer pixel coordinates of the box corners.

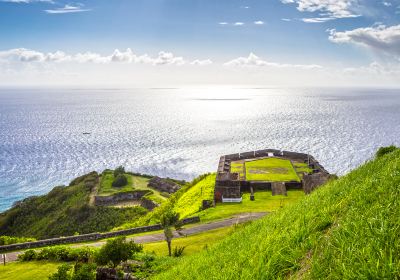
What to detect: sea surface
<box><xmin>1</xmin><ymin>87</ymin><xmax>399</xmax><ymax>211</ymax></box>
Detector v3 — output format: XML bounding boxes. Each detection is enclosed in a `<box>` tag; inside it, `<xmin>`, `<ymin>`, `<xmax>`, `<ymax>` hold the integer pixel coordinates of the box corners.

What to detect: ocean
<box><xmin>0</xmin><ymin>87</ymin><xmax>399</xmax><ymax>211</ymax></box>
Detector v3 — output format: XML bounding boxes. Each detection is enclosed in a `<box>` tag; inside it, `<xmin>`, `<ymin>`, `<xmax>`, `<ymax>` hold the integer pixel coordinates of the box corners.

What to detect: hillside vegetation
<box><xmin>154</xmin><ymin>149</ymin><xmax>400</xmax><ymax>279</ymax></box>
<box><xmin>0</xmin><ymin>172</ymin><xmax>147</xmax><ymax>239</ymax></box>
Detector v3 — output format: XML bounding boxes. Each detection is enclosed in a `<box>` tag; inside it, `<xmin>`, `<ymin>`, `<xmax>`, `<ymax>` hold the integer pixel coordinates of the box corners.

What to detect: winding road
<box><xmin>4</xmin><ymin>212</ymin><xmax>267</xmax><ymax>263</ymax></box>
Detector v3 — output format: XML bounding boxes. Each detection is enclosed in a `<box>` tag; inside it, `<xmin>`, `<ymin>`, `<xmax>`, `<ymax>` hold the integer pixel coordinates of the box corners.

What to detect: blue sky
<box><xmin>0</xmin><ymin>0</ymin><xmax>400</xmax><ymax>86</ymax></box>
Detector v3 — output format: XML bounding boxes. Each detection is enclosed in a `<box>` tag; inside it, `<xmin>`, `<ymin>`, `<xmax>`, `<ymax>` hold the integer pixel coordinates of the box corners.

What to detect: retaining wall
<box><xmin>0</xmin><ymin>217</ymin><xmax>200</xmax><ymax>253</ymax></box>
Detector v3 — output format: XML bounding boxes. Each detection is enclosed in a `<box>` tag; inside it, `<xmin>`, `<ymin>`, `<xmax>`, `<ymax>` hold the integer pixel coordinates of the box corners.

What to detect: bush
<box><xmin>172</xmin><ymin>246</ymin><xmax>186</xmax><ymax>257</ymax></box>
<box><xmin>112</xmin><ymin>174</ymin><xmax>128</xmax><ymax>188</ymax></box>
<box><xmin>72</xmin><ymin>263</ymin><xmax>97</xmax><ymax>280</ymax></box>
<box><xmin>0</xmin><ymin>235</ymin><xmax>36</xmax><ymax>245</ymax></box>
<box><xmin>49</xmin><ymin>264</ymin><xmax>72</xmax><ymax>280</ymax></box>
<box><xmin>114</xmin><ymin>166</ymin><xmax>125</xmax><ymax>178</ymax></box>
<box><xmin>48</xmin><ymin>263</ymin><xmax>96</xmax><ymax>280</ymax></box>
<box><xmin>376</xmin><ymin>145</ymin><xmax>398</xmax><ymax>158</ymax></box>
<box><xmin>95</xmin><ymin>237</ymin><xmax>143</xmax><ymax>267</ymax></box>
<box><xmin>18</xmin><ymin>246</ymin><xmax>96</xmax><ymax>262</ymax></box>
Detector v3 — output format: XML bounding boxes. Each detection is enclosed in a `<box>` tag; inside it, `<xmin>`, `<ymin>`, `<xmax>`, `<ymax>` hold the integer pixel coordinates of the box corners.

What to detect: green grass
<box><xmin>153</xmin><ymin>149</ymin><xmax>400</xmax><ymax>280</ymax></box>
<box><xmin>293</xmin><ymin>162</ymin><xmax>313</xmax><ymax>174</ymax></box>
<box><xmin>0</xmin><ymin>172</ymin><xmax>147</xmax><ymax>239</ymax></box>
<box><xmin>197</xmin><ymin>190</ymin><xmax>304</xmax><ymax>223</ymax></box>
<box><xmin>98</xmin><ymin>171</ymin><xmax>167</xmax><ymax>203</ymax></box>
<box><xmin>98</xmin><ymin>171</ymin><xmax>135</xmax><ymax>196</ymax></box>
<box><xmin>174</xmin><ymin>174</ymin><xmax>216</xmax><ymax>219</ymax></box>
<box><xmin>230</xmin><ymin>161</ymin><xmax>245</xmax><ymax>180</ymax></box>
<box><xmin>0</xmin><ymin>261</ymin><xmax>63</xmax><ymax>280</ymax></box>
<box><xmin>244</xmin><ymin>158</ymin><xmax>300</xmax><ymax>182</ymax></box>
<box><xmin>144</xmin><ymin>226</ymin><xmax>234</xmax><ymax>256</ymax></box>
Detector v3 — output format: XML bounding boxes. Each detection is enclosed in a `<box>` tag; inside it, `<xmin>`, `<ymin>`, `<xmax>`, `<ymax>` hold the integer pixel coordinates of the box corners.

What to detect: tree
<box><xmin>376</xmin><ymin>145</ymin><xmax>398</xmax><ymax>158</ymax></box>
<box><xmin>112</xmin><ymin>174</ymin><xmax>128</xmax><ymax>187</ymax></box>
<box><xmin>159</xmin><ymin>209</ymin><xmax>182</xmax><ymax>257</ymax></box>
<box><xmin>114</xmin><ymin>166</ymin><xmax>125</xmax><ymax>178</ymax></box>
<box><xmin>95</xmin><ymin>237</ymin><xmax>143</xmax><ymax>268</ymax></box>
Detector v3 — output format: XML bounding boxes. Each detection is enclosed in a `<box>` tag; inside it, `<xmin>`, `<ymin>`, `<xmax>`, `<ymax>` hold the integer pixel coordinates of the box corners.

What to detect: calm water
<box><xmin>1</xmin><ymin>87</ymin><xmax>399</xmax><ymax>211</ymax></box>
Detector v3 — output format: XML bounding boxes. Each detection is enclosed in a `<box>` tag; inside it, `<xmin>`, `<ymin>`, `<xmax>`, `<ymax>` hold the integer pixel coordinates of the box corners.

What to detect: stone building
<box><xmin>214</xmin><ymin>149</ymin><xmax>330</xmax><ymax>203</ymax></box>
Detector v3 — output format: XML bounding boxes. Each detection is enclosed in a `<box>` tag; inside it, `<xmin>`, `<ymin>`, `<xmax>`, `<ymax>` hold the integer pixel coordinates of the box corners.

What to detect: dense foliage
<box><xmin>0</xmin><ymin>235</ymin><xmax>36</xmax><ymax>245</ymax></box>
<box><xmin>376</xmin><ymin>145</ymin><xmax>399</xmax><ymax>158</ymax></box>
<box><xmin>113</xmin><ymin>166</ymin><xmax>126</xmax><ymax>178</ymax></box>
<box><xmin>95</xmin><ymin>237</ymin><xmax>143</xmax><ymax>267</ymax></box>
<box><xmin>18</xmin><ymin>246</ymin><xmax>96</xmax><ymax>262</ymax></box>
<box><xmin>0</xmin><ymin>172</ymin><xmax>147</xmax><ymax>239</ymax></box>
<box><xmin>154</xmin><ymin>149</ymin><xmax>400</xmax><ymax>279</ymax></box>
<box><xmin>112</xmin><ymin>174</ymin><xmax>128</xmax><ymax>188</ymax></box>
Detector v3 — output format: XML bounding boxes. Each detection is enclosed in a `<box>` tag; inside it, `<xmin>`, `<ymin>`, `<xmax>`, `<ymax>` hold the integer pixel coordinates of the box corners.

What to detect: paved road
<box><xmin>4</xmin><ymin>212</ymin><xmax>267</xmax><ymax>263</ymax></box>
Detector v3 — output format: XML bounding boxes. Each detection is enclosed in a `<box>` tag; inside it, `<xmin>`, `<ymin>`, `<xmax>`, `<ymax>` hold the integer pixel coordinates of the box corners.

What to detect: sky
<box><xmin>0</xmin><ymin>0</ymin><xmax>400</xmax><ymax>87</ymax></box>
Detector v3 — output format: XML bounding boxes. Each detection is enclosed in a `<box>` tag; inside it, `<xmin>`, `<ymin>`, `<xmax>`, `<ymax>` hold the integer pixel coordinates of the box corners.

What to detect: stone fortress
<box><xmin>214</xmin><ymin>149</ymin><xmax>330</xmax><ymax>202</ymax></box>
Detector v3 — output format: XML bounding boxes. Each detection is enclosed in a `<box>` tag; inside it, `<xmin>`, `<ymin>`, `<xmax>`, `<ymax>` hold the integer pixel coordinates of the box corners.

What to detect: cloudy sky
<box><xmin>0</xmin><ymin>0</ymin><xmax>400</xmax><ymax>87</ymax></box>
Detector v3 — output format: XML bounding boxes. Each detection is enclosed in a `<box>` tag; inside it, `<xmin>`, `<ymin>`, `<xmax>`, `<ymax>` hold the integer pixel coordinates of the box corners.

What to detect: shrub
<box><xmin>172</xmin><ymin>246</ymin><xmax>186</xmax><ymax>257</ymax></box>
<box><xmin>72</xmin><ymin>263</ymin><xmax>97</xmax><ymax>280</ymax></box>
<box><xmin>0</xmin><ymin>235</ymin><xmax>36</xmax><ymax>245</ymax></box>
<box><xmin>114</xmin><ymin>166</ymin><xmax>125</xmax><ymax>178</ymax></box>
<box><xmin>19</xmin><ymin>249</ymin><xmax>37</xmax><ymax>261</ymax></box>
<box><xmin>95</xmin><ymin>237</ymin><xmax>143</xmax><ymax>267</ymax></box>
<box><xmin>376</xmin><ymin>145</ymin><xmax>398</xmax><ymax>158</ymax></box>
<box><xmin>48</xmin><ymin>263</ymin><xmax>96</xmax><ymax>280</ymax></box>
<box><xmin>112</xmin><ymin>174</ymin><xmax>128</xmax><ymax>188</ymax></box>
<box><xmin>18</xmin><ymin>246</ymin><xmax>96</xmax><ymax>262</ymax></box>
<box><xmin>49</xmin><ymin>264</ymin><xmax>72</xmax><ymax>280</ymax></box>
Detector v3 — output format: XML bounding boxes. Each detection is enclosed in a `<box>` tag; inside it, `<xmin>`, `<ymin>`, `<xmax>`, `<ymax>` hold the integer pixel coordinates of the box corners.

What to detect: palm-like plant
<box><xmin>159</xmin><ymin>209</ymin><xmax>182</xmax><ymax>257</ymax></box>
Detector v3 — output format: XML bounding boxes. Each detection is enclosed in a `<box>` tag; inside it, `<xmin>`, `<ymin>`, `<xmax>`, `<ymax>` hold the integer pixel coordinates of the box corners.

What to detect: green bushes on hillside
<box><xmin>0</xmin><ymin>172</ymin><xmax>148</xmax><ymax>239</ymax></box>
<box><xmin>154</xmin><ymin>150</ymin><xmax>400</xmax><ymax>280</ymax></box>
<box><xmin>376</xmin><ymin>145</ymin><xmax>398</xmax><ymax>158</ymax></box>
<box><xmin>0</xmin><ymin>235</ymin><xmax>36</xmax><ymax>245</ymax></box>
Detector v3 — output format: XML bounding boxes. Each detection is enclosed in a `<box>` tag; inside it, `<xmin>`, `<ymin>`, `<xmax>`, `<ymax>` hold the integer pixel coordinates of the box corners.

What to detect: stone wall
<box><xmin>0</xmin><ymin>216</ymin><xmax>200</xmax><ymax>253</ymax></box>
<box><xmin>147</xmin><ymin>177</ymin><xmax>181</xmax><ymax>194</ymax></box>
<box><xmin>303</xmin><ymin>173</ymin><xmax>330</xmax><ymax>194</ymax></box>
<box><xmin>94</xmin><ymin>190</ymin><xmax>150</xmax><ymax>206</ymax></box>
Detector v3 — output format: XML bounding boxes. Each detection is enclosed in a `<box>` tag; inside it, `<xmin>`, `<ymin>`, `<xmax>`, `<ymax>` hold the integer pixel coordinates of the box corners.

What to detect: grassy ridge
<box><xmin>174</xmin><ymin>174</ymin><xmax>216</xmax><ymax>219</ymax></box>
<box><xmin>0</xmin><ymin>172</ymin><xmax>147</xmax><ymax>239</ymax></box>
<box><xmin>154</xmin><ymin>150</ymin><xmax>400</xmax><ymax>279</ymax></box>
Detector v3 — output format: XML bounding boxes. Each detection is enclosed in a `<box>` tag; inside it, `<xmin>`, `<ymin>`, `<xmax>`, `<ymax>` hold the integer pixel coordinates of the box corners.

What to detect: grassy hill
<box><xmin>153</xmin><ymin>149</ymin><xmax>400</xmax><ymax>279</ymax></box>
<box><xmin>0</xmin><ymin>172</ymin><xmax>147</xmax><ymax>239</ymax></box>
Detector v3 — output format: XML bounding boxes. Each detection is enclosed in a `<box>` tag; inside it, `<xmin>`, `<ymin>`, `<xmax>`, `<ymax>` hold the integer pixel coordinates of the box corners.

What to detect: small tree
<box><xmin>376</xmin><ymin>145</ymin><xmax>398</xmax><ymax>158</ymax></box>
<box><xmin>159</xmin><ymin>209</ymin><xmax>182</xmax><ymax>257</ymax></box>
<box><xmin>95</xmin><ymin>237</ymin><xmax>143</xmax><ymax>268</ymax></box>
<box><xmin>114</xmin><ymin>166</ymin><xmax>125</xmax><ymax>178</ymax></box>
<box><xmin>112</xmin><ymin>174</ymin><xmax>128</xmax><ymax>188</ymax></box>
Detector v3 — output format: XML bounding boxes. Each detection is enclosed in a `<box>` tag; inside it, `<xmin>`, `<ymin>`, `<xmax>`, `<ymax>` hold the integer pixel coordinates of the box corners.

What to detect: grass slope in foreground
<box><xmin>154</xmin><ymin>150</ymin><xmax>400</xmax><ymax>280</ymax></box>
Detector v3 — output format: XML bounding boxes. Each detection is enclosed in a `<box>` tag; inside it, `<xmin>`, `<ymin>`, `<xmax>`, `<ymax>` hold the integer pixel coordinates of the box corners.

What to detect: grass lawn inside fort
<box><xmin>98</xmin><ymin>171</ymin><xmax>167</xmax><ymax>203</ymax></box>
<box><xmin>232</xmin><ymin>157</ymin><xmax>302</xmax><ymax>182</ymax></box>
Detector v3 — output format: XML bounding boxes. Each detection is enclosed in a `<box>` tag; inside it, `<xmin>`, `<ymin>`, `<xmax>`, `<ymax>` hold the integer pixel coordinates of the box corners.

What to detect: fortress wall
<box><xmin>94</xmin><ymin>190</ymin><xmax>150</xmax><ymax>206</ymax></box>
<box><xmin>303</xmin><ymin>173</ymin><xmax>330</xmax><ymax>194</ymax></box>
<box><xmin>0</xmin><ymin>217</ymin><xmax>200</xmax><ymax>253</ymax></box>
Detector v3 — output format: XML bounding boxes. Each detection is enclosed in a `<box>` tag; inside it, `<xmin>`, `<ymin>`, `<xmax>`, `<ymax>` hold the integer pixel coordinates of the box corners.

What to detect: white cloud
<box><xmin>281</xmin><ymin>18</ymin><xmax>292</xmax><ymax>21</ymax></box>
<box><xmin>328</xmin><ymin>24</ymin><xmax>400</xmax><ymax>58</ymax></box>
<box><xmin>301</xmin><ymin>17</ymin><xmax>335</xmax><ymax>23</ymax></box>
<box><xmin>224</xmin><ymin>53</ymin><xmax>322</xmax><ymax>69</ymax></box>
<box><xmin>234</xmin><ymin>22</ymin><xmax>244</xmax><ymax>26</ymax></box>
<box><xmin>0</xmin><ymin>48</ymin><xmax>210</xmax><ymax>66</ymax></box>
<box><xmin>218</xmin><ymin>22</ymin><xmax>228</xmax><ymax>25</ymax></box>
<box><xmin>254</xmin><ymin>21</ymin><xmax>265</xmax><ymax>25</ymax></box>
<box><xmin>0</xmin><ymin>48</ymin><xmax>71</xmax><ymax>62</ymax></box>
<box><xmin>281</xmin><ymin>0</ymin><xmax>360</xmax><ymax>21</ymax></box>
<box><xmin>190</xmin><ymin>59</ymin><xmax>213</xmax><ymax>66</ymax></box>
<box><xmin>382</xmin><ymin>1</ymin><xmax>392</xmax><ymax>7</ymax></box>
<box><xmin>45</xmin><ymin>4</ymin><xmax>91</xmax><ymax>14</ymax></box>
